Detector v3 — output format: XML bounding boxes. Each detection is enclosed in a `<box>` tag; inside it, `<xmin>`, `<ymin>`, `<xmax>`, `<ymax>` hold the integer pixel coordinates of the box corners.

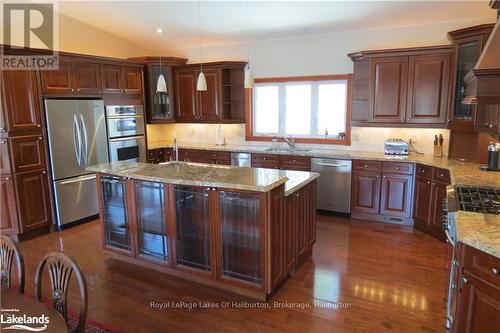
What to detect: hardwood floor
<box><xmin>15</xmin><ymin>214</ymin><xmax>449</xmax><ymax>333</ymax></box>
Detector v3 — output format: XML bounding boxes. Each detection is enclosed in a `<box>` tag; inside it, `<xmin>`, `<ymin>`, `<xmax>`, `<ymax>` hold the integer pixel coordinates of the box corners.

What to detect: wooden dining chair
<box><xmin>35</xmin><ymin>251</ymin><xmax>88</xmax><ymax>333</ymax></box>
<box><xmin>0</xmin><ymin>235</ymin><xmax>25</xmax><ymax>293</ymax></box>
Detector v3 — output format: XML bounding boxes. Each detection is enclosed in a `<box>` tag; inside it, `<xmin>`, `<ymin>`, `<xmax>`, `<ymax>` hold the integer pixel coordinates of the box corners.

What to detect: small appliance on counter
<box><xmin>384</xmin><ymin>139</ymin><xmax>409</xmax><ymax>156</ymax></box>
<box><xmin>481</xmin><ymin>142</ymin><xmax>500</xmax><ymax>171</ymax></box>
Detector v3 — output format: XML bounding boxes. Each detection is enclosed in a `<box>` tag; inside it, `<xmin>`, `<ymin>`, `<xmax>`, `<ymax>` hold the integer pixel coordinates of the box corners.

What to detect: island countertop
<box><xmin>86</xmin><ymin>161</ymin><xmax>320</xmax><ymax>196</ymax></box>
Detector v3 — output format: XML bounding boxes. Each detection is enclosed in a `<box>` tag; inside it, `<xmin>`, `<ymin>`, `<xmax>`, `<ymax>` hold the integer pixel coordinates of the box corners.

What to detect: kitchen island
<box><xmin>87</xmin><ymin>161</ymin><xmax>319</xmax><ymax>300</ymax></box>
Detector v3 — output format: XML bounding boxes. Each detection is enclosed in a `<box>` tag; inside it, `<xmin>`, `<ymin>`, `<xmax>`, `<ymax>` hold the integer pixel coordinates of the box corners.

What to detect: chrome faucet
<box><xmin>173</xmin><ymin>138</ymin><xmax>179</xmax><ymax>161</ymax></box>
<box><xmin>281</xmin><ymin>135</ymin><xmax>296</xmax><ymax>150</ymax></box>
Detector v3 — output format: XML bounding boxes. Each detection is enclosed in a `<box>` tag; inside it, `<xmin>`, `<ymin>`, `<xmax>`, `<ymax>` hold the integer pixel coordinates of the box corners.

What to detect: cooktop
<box><xmin>456</xmin><ymin>186</ymin><xmax>500</xmax><ymax>215</ymax></box>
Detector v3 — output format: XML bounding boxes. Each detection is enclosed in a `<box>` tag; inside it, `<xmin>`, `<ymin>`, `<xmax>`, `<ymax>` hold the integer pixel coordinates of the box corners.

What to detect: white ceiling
<box><xmin>55</xmin><ymin>0</ymin><xmax>497</xmax><ymax>52</ymax></box>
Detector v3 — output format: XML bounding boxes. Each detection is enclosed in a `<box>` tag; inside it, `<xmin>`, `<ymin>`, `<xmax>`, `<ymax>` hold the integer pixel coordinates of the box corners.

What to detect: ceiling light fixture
<box><xmin>244</xmin><ymin>0</ymin><xmax>254</xmax><ymax>89</ymax></box>
<box><xmin>156</xmin><ymin>0</ymin><xmax>167</xmax><ymax>93</ymax></box>
<box><xmin>196</xmin><ymin>0</ymin><xmax>207</xmax><ymax>91</ymax></box>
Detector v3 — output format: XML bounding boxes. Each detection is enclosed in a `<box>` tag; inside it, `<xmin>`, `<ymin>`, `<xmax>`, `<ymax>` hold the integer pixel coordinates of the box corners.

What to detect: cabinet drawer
<box><xmin>10</xmin><ymin>135</ymin><xmax>46</xmax><ymax>173</ymax></box>
<box><xmin>280</xmin><ymin>155</ymin><xmax>311</xmax><ymax>171</ymax></box>
<box><xmin>178</xmin><ymin>149</ymin><xmax>203</xmax><ymax>163</ymax></box>
<box><xmin>148</xmin><ymin>149</ymin><xmax>157</xmax><ymax>159</ymax></box>
<box><xmin>416</xmin><ymin>164</ymin><xmax>433</xmax><ymax>179</ymax></box>
<box><xmin>202</xmin><ymin>151</ymin><xmax>231</xmax><ymax>161</ymax></box>
<box><xmin>252</xmin><ymin>154</ymin><xmax>280</xmax><ymax>168</ymax></box>
<box><xmin>382</xmin><ymin>162</ymin><xmax>414</xmax><ymax>175</ymax></box>
<box><xmin>463</xmin><ymin>244</ymin><xmax>500</xmax><ymax>288</ymax></box>
<box><xmin>434</xmin><ymin>167</ymin><xmax>451</xmax><ymax>184</ymax></box>
<box><xmin>353</xmin><ymin>160</ymin><xmax>382</xmax><ymax>173</ymax></box>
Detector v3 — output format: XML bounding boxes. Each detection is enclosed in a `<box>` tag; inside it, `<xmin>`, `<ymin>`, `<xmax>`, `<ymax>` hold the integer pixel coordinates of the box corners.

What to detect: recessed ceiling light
<box><xmin>156</xmin><ymin>27</ymin><xmax>163</xmax><ymax>34</ymax></box>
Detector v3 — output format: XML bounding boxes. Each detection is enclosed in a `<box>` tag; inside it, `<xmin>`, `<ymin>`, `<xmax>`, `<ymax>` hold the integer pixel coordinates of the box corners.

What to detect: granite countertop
<box><xmin>148</xmin><ymin>141</ymin><xmax>500</xmax><ymax>258</ymax></box>
<box><xmin>86</xmin><ymin>161</ymin><xmax>319</xmax><ymax>196</ymax></box>
<box><xmin>148</xmin><ymin>141</ymin><xmax>500</xmax><ymax>188</ymax></box>
<box><xmin>454</xmin><ymin>211</ymin><xmax>500</xmax><ymax>259</ymax></box>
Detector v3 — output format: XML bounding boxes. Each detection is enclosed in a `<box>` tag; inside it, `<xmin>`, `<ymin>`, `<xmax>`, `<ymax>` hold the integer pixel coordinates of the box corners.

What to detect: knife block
<box><xmin>433</xmin><ymin>145</ymin><xmax>443</xmax><ymax>157</ymax></box>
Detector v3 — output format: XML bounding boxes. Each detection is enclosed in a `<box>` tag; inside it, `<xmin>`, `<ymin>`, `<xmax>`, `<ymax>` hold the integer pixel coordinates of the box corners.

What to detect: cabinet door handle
<box><xmin>5</xmin><ymin>177</ymin><xmax>10</xmax><ymax>181</ymax></box>
<box><xmin>71</xmin><ymin>88</ymin><xmax>75</xmax><ymax>92</ymax></box>
<box><xmin>0</xmin><ymin>140</ymin><xmax>6</xmax><ymax>144</ymax></box>
<box><xmin>76</xmin><ymin>88</ymin><xmax>80</xmax><ymax>92</ymax></box>
<box><xmin>427</xmin><ymin>181</ymin><xmax>431</xmax><ymax>184</ymax></box>
<box><xmin>432</xmin><ymin>182</ymin><xmax>436</xmax><ymax>186</ymax></box>
<box><xmin>364</xmin><ymin>164</ymin><xmax>368</xmax><ymax>168</ymax></box>
<box><xmin>37</xmin><ymin>124</ymin><xmax>41</xmax><ymax>128</ymax></box>
<box><xmin>38</xmin><ymin>136</ymin><xmax>43</xmax><ymax>140</ymax></box>
<box><xmin>462</xmin><ymin>277</ymin><xmax>468</xmax><ymax>284</ymax></box>
<box><xmin>395</xmin><ymin>167</ymin><xmax>400</xmax><ymax>170</ymax></box>
<box><xmin>42</xmin><ymin>171</ymin><xmax>47</xmax><ymax>174</ymax></box>
<box><xmin>492</xmin><ymin>268</ymin><xmax>499</xmax><ymax>275</ymax></box>
<box><xmin>376</xmin><ymin>175</ymin><xmax>380</xmax><ymax>178</ymax></box>
<box><xmin>125</xmin><ymin>89</ymin><xmax>128</xmax><ymax>92</ymax></box>
<box><xmin>0</xmin><ymin>127</ymin><xmax>5</xmax><ymax>132</ymax></box>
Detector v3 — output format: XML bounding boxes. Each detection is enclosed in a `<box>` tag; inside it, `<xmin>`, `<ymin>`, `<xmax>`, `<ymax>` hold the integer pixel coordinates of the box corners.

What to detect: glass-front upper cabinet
<box><xmin>135</xmin><ymin>181</ymin><xmax>169</xmax><ymax>262</ymax></box>
<box><xmin>453</xmin><ymin>41</ymin><xmax>480</xmax><ymax>121</ymax></box>
<box><xmin>219</xmin><ymin>191</ymin><xmax>262</xmax><ymax>285</ymax></box>
<box><xmin>149</xmin><ymin>64</ymin><xmax>174</xmax><ymax>122</ymax></box>
<box><xmin>100</xmin><ymin>176</ymin><xmax>132</xmax><ymax>252</ymax></box>
<box><xmin>174</xmin><ymin>186</ymin><xmax>212</xmax><ymax>271</ymax></box>
<box><xmin>448</xmin><ymin>24</ymin><xmax>494</xmax><ymax>123</ymax></box>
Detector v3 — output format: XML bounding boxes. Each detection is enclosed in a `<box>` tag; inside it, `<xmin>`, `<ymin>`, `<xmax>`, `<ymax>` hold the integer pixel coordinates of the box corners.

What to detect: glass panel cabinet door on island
<box><xmin>174</xmin><ymin>186</ymin><xmax>211</xmax><ymax>271</ymax></box>
<box><xmin>135</xmin><ymin>181</ymin><xmax>168</xmax><ymax>261</ymax></box>
<box><xmin>219</xmin><ymin>191</ymin><xmax>261</xmax><ymax>285</ymax></box>
<box><xmin>100</xmin><ymin>176</ymin><xmax>131</xmax><ymax>251</ymax></box>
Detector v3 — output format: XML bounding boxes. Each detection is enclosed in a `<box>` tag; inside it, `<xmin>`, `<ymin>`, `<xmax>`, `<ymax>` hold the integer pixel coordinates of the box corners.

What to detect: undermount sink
<box><xmin>264</xmin><ymin>147</ymin><xmax>310</xmax><ymax>153</ymax></box>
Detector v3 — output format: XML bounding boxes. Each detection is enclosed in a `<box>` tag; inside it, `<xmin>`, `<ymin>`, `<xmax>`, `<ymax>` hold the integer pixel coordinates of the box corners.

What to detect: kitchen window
<box><xmin>247</xmin><ymin>75</ymin><xmax>352</xmax><ymax>145</ymax></box>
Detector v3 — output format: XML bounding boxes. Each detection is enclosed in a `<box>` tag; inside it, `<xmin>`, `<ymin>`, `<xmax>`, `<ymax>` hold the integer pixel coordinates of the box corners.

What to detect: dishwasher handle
<box><xmin>313</xmin><ymin>162</ymin><xmax>350</xmax><ymax>168</ymax></box>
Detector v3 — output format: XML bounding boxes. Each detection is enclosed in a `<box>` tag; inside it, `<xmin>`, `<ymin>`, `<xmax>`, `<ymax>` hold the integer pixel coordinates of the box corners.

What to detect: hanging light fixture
<box><xmin>156</xmin><ymin>0</ymin><xmax>167</xmax><ymax>93</ymax></box>
<box><xmin>244</xmin><ymin>0</ymin><xmax>254</xmax><ymax>89</ymax></box>
<box><xmin>196</xmin><ymin>0</ymin><xmax>207</xmax><ymax>91</ymax></box>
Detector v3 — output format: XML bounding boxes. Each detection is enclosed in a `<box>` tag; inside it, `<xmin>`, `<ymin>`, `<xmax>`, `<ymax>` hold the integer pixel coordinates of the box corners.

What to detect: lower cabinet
<box><xmin>0</xmin><ymin>175</ymin><xmax>19</xmax><ymax>234</ymax></box>
<box><xmin>451</xmin><ymin>244</ymin><xmax>500</xmax><ymax>333</ymax></box>
<box><xmin>413</xmin><ymin>164</ymin><xmax>450</xmax><ymax>240</ymax></box>
<box><xmin>100</xmin><ymin>176</ymin><xmax>132</xmax><ymax>253</ymax></box>
<box><xmin>351</xmin><ymin>160</ymin><xmax>414</xmax><ymax>224</ymax></box>
<box><xmin>174</xmin><ymin>186</ymin><xmax>212</xmax><ymax>272</ymax></box>
<box><xmin>135</xmin><ymin>181</ymin><xmax>169</xmax><ymax>262</ymax></box>
<box><xmin>351</xmin><ymin>171</ymin><xmax>381</xmax><ymax>214</ymax></box>
<box><xmin>251</xmin><ymin>154</ymin><xmax>311</xmax><ymax>171</ymax></box>
<box><xmin>96</xmin><ymin>173</ymin><xmax>317</xmax><ymax>299</ymax></box>
<box><xmin>15</xmin><ymin>170</ymin><xmax>51</xmax><ymax>233</ymax></box>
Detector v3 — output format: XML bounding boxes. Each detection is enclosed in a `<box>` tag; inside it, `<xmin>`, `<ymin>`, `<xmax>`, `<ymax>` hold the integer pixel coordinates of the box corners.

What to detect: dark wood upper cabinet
<box><xmin>122</xmin><ymin>66</ymin><xmax>143</xmax><ymax>95</ymax></box>
<box><xmin>15</xmin><ymin>170</ymin><xmax>51</xmax><ymax>233</ymax></box>
<box><xmin>9</xmin><ymin>135</ymin><xmax>46</xmax><ymax>174</ymax></box>
<box><xmin>349</xmin><ymin>46</ymin><xmax>453</xmax><ymax>127</ymax></box>
<box><xmin>73</xmin><ymin>62</ymin><xmax>102</xmax><ymax>94</ymax></box>
<box><xmin>406</xmin><ymin>54</ymin><xmax>451</xmax><ymax>124</ymax></box>
<box><xmin>380</xmin><ymin>173</ymin><xmax>413</xmax><ymax>218</ymax></box>
<box><xmin>175</xmin><ymin>70</ymin><xmax>197</xmax><ymax>122</ymax></box>
<box><xmin>41</xmin><ymin>59</ymin><xmax>75</xmax><ymax>95</ymax></box>
<box><xmin>0</xmin><ymin>176</ymin><xmax>19</xmax><ymax>234</ymax></box>
<box><xmin>197</xmin><ymin>70</ymin><xmax>221</xmax><ymax>121</ymax></box>
<box><xmin>447</xmin><ymin>24</ymin><xmax>495</xmax><ymax>127</ymax></box>
<box><xmin>128</xmin><ymin>57</ymin><xmax>188</xmax><ymax>124</ymax></box>
<box><xmin>369</xmin><ymin>56</ymin><xmax>408</xmax><ymax>124</ymax></box>
<box><xmin>174</xmin><ymin>62</ymin><xmax>246</xmax><ymax>124</ymax></box>
<box><xmin>351</xmin><ymin>171</ymin><xmax>381</xmax><ymax>215</ymax></box>
<box><xmin>175</xmin><ymin>72</ymin><xmax>197</xmax><ymax>121</ymax></box>
<box><xmin>101</xmin><ymin>64</ymin><xmax>124</xmax><ymax>94</ymax></box>
<box><xmin>1</xmin><ymin>70</ymin><xmax>42</xmax><ymax>133</ymax></box>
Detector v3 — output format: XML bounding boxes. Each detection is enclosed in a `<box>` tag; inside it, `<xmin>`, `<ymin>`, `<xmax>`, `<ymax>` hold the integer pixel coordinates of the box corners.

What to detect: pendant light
<box><xmin>156</xmin><ymin>0</ymin><xmax>167</xmax><ymax>93</ymax></box>
<box><xmin>244</xmin><ymin>0</ymin><xmax>254</xmax><ymax>89</ymax></box>
<box><xmin>196</xmin><ymin>0</ymin><xmax>207</xmax><ymax>91</ymax></box>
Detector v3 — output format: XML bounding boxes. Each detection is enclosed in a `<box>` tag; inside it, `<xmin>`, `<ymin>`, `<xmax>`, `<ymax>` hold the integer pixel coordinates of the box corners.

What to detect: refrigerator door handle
<box><xmin>80</xmin><ymin>114</ymin><xmax>89</xmax><ymax>166</ymax></box>
<box><xmin>73</xmin><ymin>114</ymin><xmax>82</xmax><ymax>166</ymax></box>
<box><xmin>60</xmin><ymin>174</ymin><xmax>96</xmax><ymax>185</ymax></box>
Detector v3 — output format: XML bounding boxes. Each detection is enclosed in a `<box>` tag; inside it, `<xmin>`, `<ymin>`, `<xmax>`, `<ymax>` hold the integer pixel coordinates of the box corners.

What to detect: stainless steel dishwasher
<box><xmin>311</xmin><ymin>158</ymin><xmax>352</xmax><ymax>213</ymax></box>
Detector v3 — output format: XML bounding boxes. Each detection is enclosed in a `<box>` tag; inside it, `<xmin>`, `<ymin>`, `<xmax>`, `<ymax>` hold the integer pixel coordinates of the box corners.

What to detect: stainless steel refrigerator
<box><xmin>45</xmin><ymin>99</ymin><xmax>109</xmax><ymax>227</ymax></box>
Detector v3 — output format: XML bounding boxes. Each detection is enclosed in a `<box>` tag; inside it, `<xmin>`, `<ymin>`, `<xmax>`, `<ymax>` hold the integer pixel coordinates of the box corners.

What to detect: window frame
<box><xmin>245</xmin><ymin>74</ymin><xmax>352</xmax><ymax>145</ymax></box>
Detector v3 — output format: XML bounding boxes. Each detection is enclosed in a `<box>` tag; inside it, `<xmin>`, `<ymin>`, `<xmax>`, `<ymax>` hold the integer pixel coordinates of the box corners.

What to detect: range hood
<box><xmin>463</xmin><ymin>18</ymin><xmax>500</xmax><ymax>105</ymax></box>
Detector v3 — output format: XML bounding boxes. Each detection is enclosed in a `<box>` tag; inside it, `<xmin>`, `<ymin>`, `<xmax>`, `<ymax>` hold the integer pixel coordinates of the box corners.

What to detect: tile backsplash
<box><xmin>147</xmin><ymin>124</ymin><xmax>450</xmax><ymax>156</ymax></box>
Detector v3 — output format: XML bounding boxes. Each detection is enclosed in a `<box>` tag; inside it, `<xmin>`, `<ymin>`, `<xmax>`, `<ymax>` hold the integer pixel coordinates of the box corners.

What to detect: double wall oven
<box><xmin>106</xmin><ymin>105</ymin><xmax>146</xmax><ymax>162</ymax></box>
